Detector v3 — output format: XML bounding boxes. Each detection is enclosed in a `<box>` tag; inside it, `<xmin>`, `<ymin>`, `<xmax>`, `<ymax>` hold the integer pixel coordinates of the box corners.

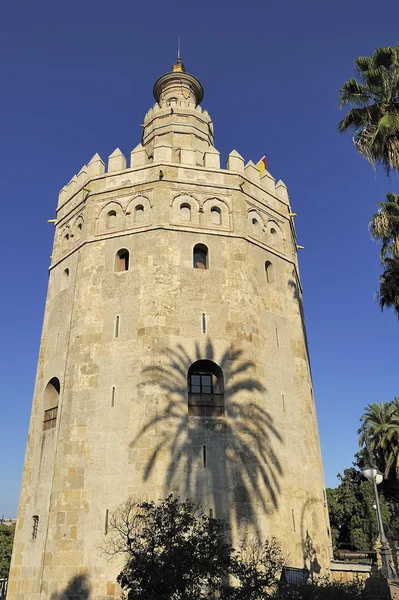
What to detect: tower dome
<box><xmin>153</xmin><ymin>57</ymin><xmax>204</xmax><ymax>106</ymax></box>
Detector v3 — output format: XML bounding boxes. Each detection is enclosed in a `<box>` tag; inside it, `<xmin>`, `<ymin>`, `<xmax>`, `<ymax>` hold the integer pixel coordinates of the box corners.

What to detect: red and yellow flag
<box><xmin>256</xmin><ymin>155</ymin><xmax>267</xmax><ymax>175</ymax></box>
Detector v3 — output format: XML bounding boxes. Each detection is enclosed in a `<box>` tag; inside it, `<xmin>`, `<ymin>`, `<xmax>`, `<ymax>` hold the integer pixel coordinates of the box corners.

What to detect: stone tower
<box><xmin>9</xmin><ymin>59</ymin><xmax>332</xmax><ymax>599</ymax></box>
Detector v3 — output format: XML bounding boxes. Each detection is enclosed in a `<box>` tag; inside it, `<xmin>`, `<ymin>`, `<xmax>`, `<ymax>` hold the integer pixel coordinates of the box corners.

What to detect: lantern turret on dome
<box><xmin>142</xmin><ymin>57</ymin><xmax>213</xmax><ymax>158</ymax></box>
<box><xmin>153</xmin><ymin>57</ymin><xmax>204</xmax><ymax>107</ymax></box>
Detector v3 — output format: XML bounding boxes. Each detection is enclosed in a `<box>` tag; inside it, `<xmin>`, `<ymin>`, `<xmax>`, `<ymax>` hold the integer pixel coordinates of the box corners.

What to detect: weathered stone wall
<box><xmin>9</xmin><ymin>69</ymin><xmax>332</xmax><ymax>599</ymax></box>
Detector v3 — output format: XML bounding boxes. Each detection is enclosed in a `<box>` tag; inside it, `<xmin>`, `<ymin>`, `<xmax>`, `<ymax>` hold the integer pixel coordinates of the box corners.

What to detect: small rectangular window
<box><xmin>203</xmin><ymin>445</ymin><xmax>207</xmax><ymax>468</ymax></box>
<box><xmin>32</xmin><ymin>515</ymin><xmax>39</xmax><ymax>539</ymax></box>
<box><xmin>43</xmin><ymin>407</ymin><xmax>58</xmax><ymax>431</ymax></box>
<box><xmin>111</xmin><ymin>387</ymin><xmax>115</xmax><ymax>407</ymax></box>
<box><xmin>105</xmin><ymin>509</ymin><xmax>109</xmax><ymax>535</ymax></box>
<box><xmin>115</xmin><ymin>316</ymin><xmax>120</xmax><ymax>338</ymax></box>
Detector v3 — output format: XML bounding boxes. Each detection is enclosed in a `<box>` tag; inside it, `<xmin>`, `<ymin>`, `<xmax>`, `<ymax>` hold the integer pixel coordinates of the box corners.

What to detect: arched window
<box><xmin>115</xmin><ymin>249</ymin><xmax>129</xmax><ymax>272</ymax></box>
<box><xmin>135</xmin><ymin>205</ymin><xmax>144</xmax><ymax>223</ymax></box>
<box><xmin>211</xmin><ymin>206</ymin><xmax>221</xmax><ymax>225</ymax></box>
<box><xmin>193</xmin><ymin>244</ymin><xmax>208</xmax><ymax>269</ymax></box>
<box><xmin>265</xmin><ymin>261</ymin><xmax>274</xmax><ymax>284</ymax></box>
<box><xmin>76</xmin><ymin>222</ymin><xmax>83</xmax><ymax>238</ymax></box>
<box><xmin>107</xmin><ymin>210</ymin><xmax>117</xmax><ymax>229</ymax></box>
<box><xmin>180</xmin><ymin>203</ymin><xmax>191</xmax><ymax>222</ymax></box>
<box><xmin>188</xmin><ymin>360</ymin><xmax>224</xmax><ymax>417</ymax></box>
<box><xmin>43</xmin><ymin>377</ymin><xmax>60</xmax><ymax>431</ymax></box>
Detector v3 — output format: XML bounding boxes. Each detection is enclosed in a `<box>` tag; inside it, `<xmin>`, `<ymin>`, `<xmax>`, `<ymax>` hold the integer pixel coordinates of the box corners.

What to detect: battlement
<box><xmin>57</xmin><ymin>147</ymin><xmax>290</xmax><ymax>211</ymax></box>
<box><xmin>143</xmin><ymin>102</ymin><xmax>210</xmax><ymax>123</ymax></box>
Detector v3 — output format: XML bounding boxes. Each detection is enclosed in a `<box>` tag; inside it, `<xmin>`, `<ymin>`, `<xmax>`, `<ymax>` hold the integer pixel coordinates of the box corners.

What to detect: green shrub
<box><xmin>273</xmin><ymin>579</ymin><xmax>368</xmax><ymax>600</ymax></box>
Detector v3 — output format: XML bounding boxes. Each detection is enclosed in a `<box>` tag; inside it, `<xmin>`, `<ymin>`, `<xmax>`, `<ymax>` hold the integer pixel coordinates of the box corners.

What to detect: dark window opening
<box><xmin>105</xmin><ymin>509</ymin><xmax>109</xmax><ymax>535</ymax></box>
<box><xmin>193</xmin><ymin>244</ymin><xmax>208</xmax><ymax>269</ymax></box>
<box><xmin>188</xmin><ymin>360</ymin><xmax>224</xmax><ymax>417</ymax></box>
<box><xmin>115</xmin><ymin>249</ymin><xmax>129</xmax><ymax>272</ymax></box>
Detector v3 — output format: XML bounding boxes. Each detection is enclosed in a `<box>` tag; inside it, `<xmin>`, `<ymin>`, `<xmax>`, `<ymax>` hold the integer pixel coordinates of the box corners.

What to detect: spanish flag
<box><xmin>256</xmin><ymin>155</ymin><xmax>267</xmax><ymax>175</ymax></box>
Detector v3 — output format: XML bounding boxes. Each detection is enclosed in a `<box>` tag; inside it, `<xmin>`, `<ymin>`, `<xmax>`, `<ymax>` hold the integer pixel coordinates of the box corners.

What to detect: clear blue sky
<box><xmin>1</xmin><ymin>0</ymin><xmax>398</xmax><ymax>517</ymax></box>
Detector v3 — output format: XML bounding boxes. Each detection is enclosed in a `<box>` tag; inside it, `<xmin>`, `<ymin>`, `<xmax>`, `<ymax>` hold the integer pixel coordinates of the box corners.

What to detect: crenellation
<box><xmin>108</xmin><ymin>148</ymin><xmax>127</xmax><ymax>173</ymax></box>
<box><xmin>275</xmin><ymin>179</ymin><xmax>289</xmax><ymax>203</ymax></box>
<box><xmin>260</xmin><ymin>169</ymin><xmax>275</xmax><ymax>194</ymax></box>
<box><xmin>76</xmin><ymin>165</ymin><xmax>88</xmax><ymax>189</ymax></box>
<box><xmin>58</xmin><ymin>186</ymin><xmax>68</xmax><ymax>207</ymax></box>
<box><xmin>204</xmin><ymin>146</ymin><xmax>220</xmax><ymax>169</ymax></box>
<box><xmin>226</xmin><ymin>149</ymin><xmax>245</xmax><ymax>174</ymax></box>
<box><xmin>87</xmin><ymin>153</ymin><xmax>105</xmax><ymax>177</ymax></box>
<box><xmin>244</xmin><ymin>160</ymin><xmax>261</xmax><ymax>184</ymax></box>
<box><xmin>130</xmin><ymin>144</ymin><xmax>147</xmax><ymax>167</ymax></box>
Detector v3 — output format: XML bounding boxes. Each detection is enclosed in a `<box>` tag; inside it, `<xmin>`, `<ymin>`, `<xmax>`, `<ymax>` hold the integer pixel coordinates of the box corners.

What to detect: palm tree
<box><xmin>378</xmin><ymin>257</ymin><xmax>399</xmax><ymax>319</ymax></box>
<box><xmin>359</xmin><ymin>400</ymin><xmax>399</xmax><ymax>479</ymax></box>
<box><xmin>370</xmin><ymin>192</ymin><xmax>399</xmax><ymax>262</ymax></box>
<box><xmin>338</xmin><ymin>45</ymin><xmax>399</xmax><ymax>174</ymax></box>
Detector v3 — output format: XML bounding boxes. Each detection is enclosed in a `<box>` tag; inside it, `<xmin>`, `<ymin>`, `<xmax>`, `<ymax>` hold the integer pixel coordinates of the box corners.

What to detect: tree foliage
<box><xmin>103</xmin><ymin>495</ymin><xmax>286</xmax><ymax>600</ymax></box>
<box><xmin>327</xmin><ymin>467</ymin><xmax>386</xmax><ymax>550</ymax></box>
<box><xmin>369</xmin><ymin>192</ymin><xmax>399</xmax><ymax>319</ymax></box>
<box><xmin>338</xmin><ymin>45</ymin><xmax>399</xmax><ymax>174</ymax></box>
<box><xmin>378</xmin><ymin>257</ymin><xmax>399</xmax><ymax>320</ymax></box>
<box><xmin>370</xmin><ymin>192</ymin><xmax>399</xmax><ymax>262</ymax></box>
<box><xmin>0</xmin><ymin>523</ymin><xmax>15</xmax><ymax>579</ymax></box>
<box><xmin>327</xmin><ymin>398</ymin><xmax>399</xmax><ymax>551</ymax></box>
<box><xmin>229</xmin><ymin>538</ymin><xmax>286</xmax><ymax>600</ymax></box>
<box><xmin>359</xmin><ymin>399</ymin><xmax>399</xmax><ymax>479</ymax></box>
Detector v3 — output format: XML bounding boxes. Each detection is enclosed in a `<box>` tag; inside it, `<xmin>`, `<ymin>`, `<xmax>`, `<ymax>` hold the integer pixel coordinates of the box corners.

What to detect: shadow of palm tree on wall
<box><xmin>50</xmin><ymin>574</ymin><xmax>90</xmax><ymax>600</ymax></box>
<box><xmin>131</xmin><ymin>339</ymin><xmax>283</xmax><ymax>537</ymax></box>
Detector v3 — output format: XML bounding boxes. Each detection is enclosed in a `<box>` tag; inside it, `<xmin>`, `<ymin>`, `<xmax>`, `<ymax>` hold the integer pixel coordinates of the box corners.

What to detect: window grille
<box><xmin>43</xmin><ymin>407</ymin><xmax>58</xmax><ymax>431</ymax></box>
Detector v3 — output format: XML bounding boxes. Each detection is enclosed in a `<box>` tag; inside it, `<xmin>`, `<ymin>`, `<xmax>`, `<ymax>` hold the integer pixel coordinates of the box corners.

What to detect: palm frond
<box><xmin>338</xmin><ymin>45</ymin><xmax>399</xmax><ymax>174</ymax></box>
<box><xmin>355</xmin><ymin>55</ymin><xmax>372</xmax><ymax>73</ymax></box>
<box><xmin>378</xmin><ymin>257</ymin><xmax>399</xmax><ymax>318</ymax></box>
<box><xmin>373</xmin><ymin>46</ymin><xmax>395</xmax><ymax>70</ymax></box>
<box><xmin>339</xmin><ymin>78</ymin><xmax>371</xmax><ymax>107</ymax></box>
<box><xmin>337</xmin><ymin>107</ymin><xmax>372</xmax><ymax>133</ymax></box>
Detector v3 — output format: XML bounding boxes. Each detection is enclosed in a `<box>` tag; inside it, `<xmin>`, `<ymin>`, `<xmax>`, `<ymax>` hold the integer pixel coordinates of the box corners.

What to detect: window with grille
<box><xmin>188</xmin><ymin>360</ymin><xmax>224</xmax><ymax>417</ymax></box>
<box><xmin>43</xmin><ymin>378</ymin><xmax>60</xmax><ymax>432</ymax></box>
<box><xmin>43</xmin><ymin>406</ymin><xmax>58</xmax><ymax>431</ymax></box>
<box><xmin>32</xmin><ymin>515</ymin><xmax>39</xmax><ymax>539</ymax></box>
